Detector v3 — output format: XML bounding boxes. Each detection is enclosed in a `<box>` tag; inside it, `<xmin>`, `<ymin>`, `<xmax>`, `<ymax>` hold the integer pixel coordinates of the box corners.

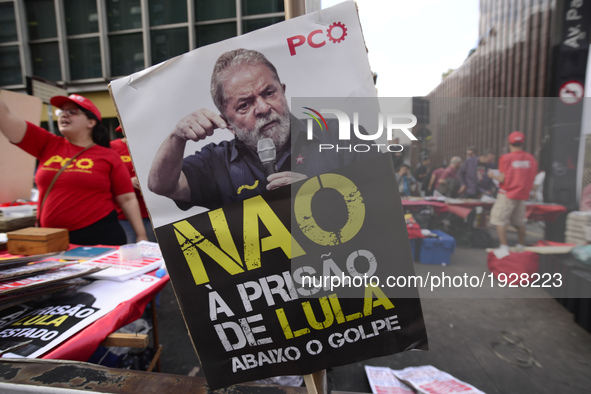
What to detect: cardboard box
<box><xmin>7</xmin><ymin>227</ymin><xmax>69</xmax><ymax>255</ymax></box>
<box><xmin>0</xmin><ymin>90</ymin><xmax>40</xmax><ymax>204</ymax></box>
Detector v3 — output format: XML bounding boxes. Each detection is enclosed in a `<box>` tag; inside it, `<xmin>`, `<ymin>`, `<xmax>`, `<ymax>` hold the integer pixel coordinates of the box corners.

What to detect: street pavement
<box><xmin>154</xmin><ymin>225</ymin><xmax>591</xmax><ymax>393</ymax></box>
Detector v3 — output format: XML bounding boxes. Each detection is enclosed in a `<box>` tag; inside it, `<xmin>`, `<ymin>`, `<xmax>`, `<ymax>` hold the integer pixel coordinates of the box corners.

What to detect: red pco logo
<box><xmin>287</xmin><ymin>22</ymin><xmax>348</xmax><ymax>56</ymax></box>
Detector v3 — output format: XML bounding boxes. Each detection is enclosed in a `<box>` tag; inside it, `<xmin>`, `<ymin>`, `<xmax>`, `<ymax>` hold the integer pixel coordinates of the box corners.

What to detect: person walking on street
<box><xmin>488</xmin><ymin>131</ymin><xmax>538</xmax><ymax>251</ymax></box>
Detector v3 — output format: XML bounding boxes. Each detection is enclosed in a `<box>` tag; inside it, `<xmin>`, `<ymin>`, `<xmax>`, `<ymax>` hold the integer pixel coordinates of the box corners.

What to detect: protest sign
<box><xmin>0</xmin><ymin>274</ymin><xmax>164</xmax><ymax>358</ymax></box>
<box><xmin>155</xmin><ymin>153</ymin><xmax>427</xmax><ymax>389</ymax></box>
<box><xmin>110</xmin><ymin>1</ymin><xmax>427</xmax><ymax>389</ymax></box>
<box><xmin>0</xmin><ymin>265</ymin><xmax>104</xmax><ymax>296</ymax></box>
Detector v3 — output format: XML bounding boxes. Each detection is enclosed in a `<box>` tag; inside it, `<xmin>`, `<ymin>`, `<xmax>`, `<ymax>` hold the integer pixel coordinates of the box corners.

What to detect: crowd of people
<box><xmin>393</xmin><ymin>134</ymin><xmax>541</xmax><ymax>252</ymax></box>
<box><xmin>395</xmin><ymin>146</ymin><xmax>497</xmax><ymax>199</ymax></box>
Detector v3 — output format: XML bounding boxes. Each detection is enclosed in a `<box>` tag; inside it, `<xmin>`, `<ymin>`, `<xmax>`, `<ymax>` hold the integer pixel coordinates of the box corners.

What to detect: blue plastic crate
<box><xmin>419</xmin><ymin>230</ymin><xmax>456</xmax><ymax>265</ymax></box>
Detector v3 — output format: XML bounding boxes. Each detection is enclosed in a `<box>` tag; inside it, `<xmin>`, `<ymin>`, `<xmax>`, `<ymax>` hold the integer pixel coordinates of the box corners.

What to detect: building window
<box><xmin>107</xmin><ymin>0</ymin><xmax>143</xmax><ymax>31</ymax></box>
<box><xmin>2</xmin><ymin>0</ymin><xmax>286</xmax><ymax>89</ymax></box>
<box><xmin>151</xmin><ymin>27</ymin><xmax>189</xmax><ymax>65</ymax></box>
<box><xmin>26</xmin><ymin>0</ymin><xmax>61</xmax><ymax>82</ymax></box>
<box><xmin>64</xmin><ymin>0</ymin><xmax>102</xmax><ymax>80</ymax></box>
<box><xmin>0</xmin><ymin>2</ymin><xmax>21</xmax><ymax>86</ymax></box>
<box><xmin>243</xmin><ymin>16</ymin><xmax>284</xmax><ymax>33</ymax></box>
<box><xmin>31</xmin><ymin>42</ymin><xmax>61</xmax><ymax>81</ymax></box>
<box><xmin>64</xmin><ymin>0</ymin><xmax>99</xmax><ymax>35</ymax></box>
<box><xmin>26</xmin><ymin>0</ymin><xmax>58</xmax><ymax>40</ymax></box>
<box><xmin>0</xmin><ymin>2</ymin><xmax>18</xmax><ymax>43</ymax></box>
<box><xmin>0</xmin><ymin>46</ymin><xmax>22</xmax><ymax>86</ymax></box>
<box><xmin>241</xmin><ymin>0</ymin><xmax>284</xmax><ymax>16</ymax></box>
<box><xmin>107</xmin><ymin>0</ymin><xmax>144</xmax><ymax>76</ymax></box>
<box><xmin>195</xmin><ymin>0</ymin><xmax>236</xmax><ymax>21</ymax></box>
<box><xmin>196</xmin><ymin>23</ymin><xmax>237</xmax><ymax>48</ymax></box>
<box><xmin>68</xmin><ymin>37</ymin><xmax>102</xmax><ymax>80</ymax></box>
<box><xmin>149</xmin><ymin>0</ymin><xmax>187</xmax><ymax>26</ymax></box>
<box><xmin>110</xmin><ymin>33</ymin><xmax>144</xmax><ymax>76</ymax></box>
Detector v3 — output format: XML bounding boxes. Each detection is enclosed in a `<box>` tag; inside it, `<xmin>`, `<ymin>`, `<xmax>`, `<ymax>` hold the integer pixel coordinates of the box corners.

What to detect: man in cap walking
<box><xmin>488</xmin><ymin>131</ymin><xmax>538</xmax><ymax>251</ymax></box>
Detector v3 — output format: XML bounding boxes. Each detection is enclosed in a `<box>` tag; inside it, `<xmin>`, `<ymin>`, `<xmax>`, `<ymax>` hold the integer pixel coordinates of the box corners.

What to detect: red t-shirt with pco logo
<box><xmin>16</xmin><ymin>122</ymin><xmax>134</xmax><ymax>230</ymax></box>
<box><xmin>498</xmin><ymin>150</ymin><xmax>538</xmax><ymax>200</ymax></box>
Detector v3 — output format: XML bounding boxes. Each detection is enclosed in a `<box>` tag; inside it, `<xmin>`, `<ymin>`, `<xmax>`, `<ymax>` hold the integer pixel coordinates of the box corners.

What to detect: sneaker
<box><xmin>493</xmin><ymin>245</ymin><xmax>511</xmax><ymax>259</ymax></box>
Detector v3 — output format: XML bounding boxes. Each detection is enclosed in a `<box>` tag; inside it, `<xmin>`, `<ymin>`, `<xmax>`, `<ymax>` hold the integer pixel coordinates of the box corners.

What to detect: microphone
<box><xmin>257</xmin><ymin>138</ymin><xmax>277</xmax><ymax>177</ymax></box>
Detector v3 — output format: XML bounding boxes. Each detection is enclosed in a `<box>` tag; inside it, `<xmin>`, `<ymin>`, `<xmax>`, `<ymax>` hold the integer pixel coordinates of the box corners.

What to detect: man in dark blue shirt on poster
<box><xmin>148</xmin><ymin>48</ymin><xmax>372</xmax><ymax>210</ymax></box>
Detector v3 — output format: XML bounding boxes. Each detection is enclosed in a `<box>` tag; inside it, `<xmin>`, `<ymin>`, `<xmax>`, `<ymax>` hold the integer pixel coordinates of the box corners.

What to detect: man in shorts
<box><xmin>488</xmin><ymin>131</ymin><xmax>538</xmax><ymax>251</ymax></box>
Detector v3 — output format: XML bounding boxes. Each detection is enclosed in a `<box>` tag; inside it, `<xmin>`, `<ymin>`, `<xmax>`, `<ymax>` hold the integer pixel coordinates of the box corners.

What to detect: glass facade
<box><xmin>31</xmin><ymin>42</ymin><xmax>61</xmax><ymax>82</ymax></box>
<box><xmin>26</xmin><ymin>0</ymin><xmax>58</xmax><ymax>40</ymax></box>
<box><xmin>149</xmin><ymin>0</ymin><xmax>188</xmax><ymax>26</ymax></box>
<box><xmin>109</xmin><ymin>33</ymin><xmax>144</xmax><ymax>76</ymax></box>
<box><xmin>0</xmin><ymin>2</ymin><xmax>18</xmax><ymax>42</ymax></box>
<box><xmin>1</xmin><ymin>0</ymin><xmax>285</xmax><ymax>89</ymax></box>
<box><xmin>64</xmin><ymin>0</ymin><xmax>99</xmax><ymax>35</ymax></box>
<box><xmin>68</xmin><ymin>37</ymin><xmax>102</xmax><ymax>80</ymax></box>
<box><xmin>151</xmin><ymin>27</ymin><xmax>189</xmax><ymax>65</ymax></box>
<box><xmin>107</xmin><ymin>0</ymin><xmax>142</xmax><ymax>31</ymax></box>
<box><xmin>0</xmin><ymin>46</ymin><xmax>22</xmax><ymax>86</ymax></box>
<box><xmin>196</xmin><ymin>23</ymin><xmax>237</xmax><ymax>47</ymax></box>
<box><xmin>243</xmin><ymin>16</ymin><xmax>284</xmax><ymax>33</ymax></box>
<box><xmin>241</xmin><ymin>0</ymin><xmax>283</xmax><ymax>16</ymax></box>
<box><xmin>0</xmin><ymin>1</ymin><xmax>21</xmax><ymax>86</ymax></box>
<box><xmin>195</xmin><ymin>0</ymin><xmax>235</xmax><ymax>21</ymax></box>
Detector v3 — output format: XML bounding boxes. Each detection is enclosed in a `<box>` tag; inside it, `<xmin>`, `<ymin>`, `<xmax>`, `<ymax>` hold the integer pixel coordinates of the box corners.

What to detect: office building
<box><xmin>0</xmin><ymin>0</ymin><xmax>286</xmax><ymax>128</ymax></box>
<box><xmin>418</xmin><ymin>0</ymin><xmax>590</xmax><ymax>210</ymax></box>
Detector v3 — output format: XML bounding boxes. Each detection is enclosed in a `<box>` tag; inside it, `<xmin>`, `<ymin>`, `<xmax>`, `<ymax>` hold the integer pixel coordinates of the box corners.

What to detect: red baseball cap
<box><xmin>508</xmin><ymin>131</ymin><xmax>525</xmax><ymax>144</ymax></box>
<box><xmin>50</xmin><ymin>94</ymin><xmax>102</xmax><ymax>121</ymax></box>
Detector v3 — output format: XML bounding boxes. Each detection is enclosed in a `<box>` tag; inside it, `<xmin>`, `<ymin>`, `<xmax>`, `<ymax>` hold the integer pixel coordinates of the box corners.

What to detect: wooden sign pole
<box><xmin>304</xmin><ymin>370</ymin><xmax>327</xmax><ymax>394</ymax></box>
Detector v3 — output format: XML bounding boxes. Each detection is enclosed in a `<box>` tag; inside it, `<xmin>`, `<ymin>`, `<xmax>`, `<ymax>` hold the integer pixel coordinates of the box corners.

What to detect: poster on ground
<box><xmin>110</xmin><ymin>1</ymin><xmax>427</xmax><ymax>389</ymax></box>
<box><xmin>0</xmin><ymin>274</ymin><xmax>164</xmax><ymax>358</ymax></box>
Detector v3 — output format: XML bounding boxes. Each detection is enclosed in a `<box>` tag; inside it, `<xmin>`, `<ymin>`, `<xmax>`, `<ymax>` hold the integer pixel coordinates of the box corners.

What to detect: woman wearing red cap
<box><xmin>0</xmin><ymin>94</ymin><xmax>147</xmax><ymax>245</ymax></box>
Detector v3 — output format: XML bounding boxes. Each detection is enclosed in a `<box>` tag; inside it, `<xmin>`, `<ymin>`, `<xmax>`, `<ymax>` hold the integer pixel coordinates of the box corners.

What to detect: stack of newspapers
<box><xmin>566</xmin><ymin>211</ymin><xmax>591</xmax><ymax>245</ymax></box>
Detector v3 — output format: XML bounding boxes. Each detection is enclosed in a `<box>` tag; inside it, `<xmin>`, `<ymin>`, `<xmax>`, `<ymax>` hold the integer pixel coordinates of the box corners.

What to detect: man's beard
<box><xmin>230</xmin><ymin>110</ymin><xmax>290</xmax><ymax>152</ymax></box>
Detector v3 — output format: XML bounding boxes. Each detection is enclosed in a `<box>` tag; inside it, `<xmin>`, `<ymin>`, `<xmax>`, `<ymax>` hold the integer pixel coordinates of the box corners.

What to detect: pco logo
<box><xmin>287</xmin><ymin>22</ymin><xmax>347</xmax><ymax>56</ymax></box>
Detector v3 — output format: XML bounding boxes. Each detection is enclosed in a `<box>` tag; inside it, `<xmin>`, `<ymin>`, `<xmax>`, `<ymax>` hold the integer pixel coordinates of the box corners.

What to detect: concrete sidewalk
<box><xmin>326</xmin><ymin>246</ymin><xmax>591</xmax><ymax>393</ymax></box>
